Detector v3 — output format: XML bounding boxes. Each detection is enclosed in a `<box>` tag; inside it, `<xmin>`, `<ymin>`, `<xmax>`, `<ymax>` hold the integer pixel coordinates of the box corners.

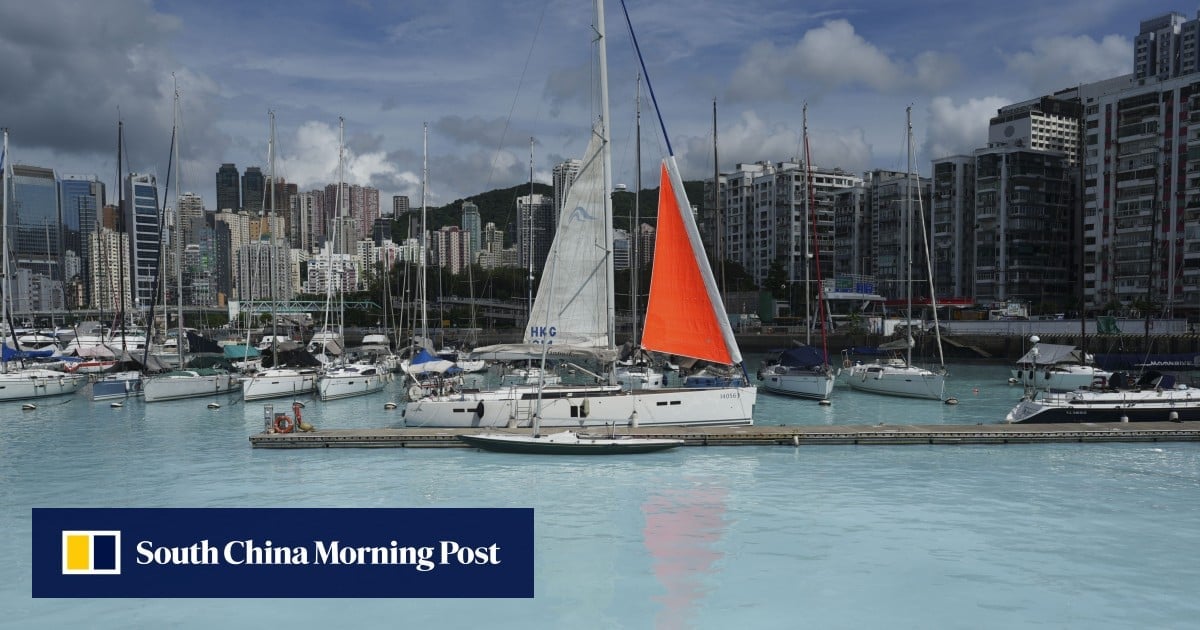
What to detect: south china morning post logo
<box><xmin>61</xmin><ymin>530</ymin><xmax>121</xmax><ymax>575</ymax></box>
<box><xmin>34</xmin><ymin>507</ymin><xmax>533</xmax><ymax>598</ymax></box>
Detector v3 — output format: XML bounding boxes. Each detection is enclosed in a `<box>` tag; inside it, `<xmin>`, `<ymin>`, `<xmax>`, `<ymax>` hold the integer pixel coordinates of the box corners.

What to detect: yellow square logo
<box><xmin>61</xmin><ymin>531</ymin><xmax>121</xmax><ymax>575</ymax></box>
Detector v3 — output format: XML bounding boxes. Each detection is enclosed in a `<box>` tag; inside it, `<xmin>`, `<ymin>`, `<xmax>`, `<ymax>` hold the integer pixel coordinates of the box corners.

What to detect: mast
<box><xmin>267</xmin><ymin>110</ymin><xmax>279</xmax><ymax>367</ymax></box>
<box><xmin>803</xmin><ymin>104</ymin><xmax>811</xmax><ymax>345</ymax></box>
<box><xmin>632</xmin><ymin>73</ymin><xmax>641</xmax><ymax>345</ymax></box>
<box><xmin>803</xmin><ymin>104</ymin><xmax>829</xmax><ymax>365</ymax></box>
<box><xmin>174</xmin><ymin>79</ymin><xmax>184</xmax><ymax>368</ymax></box>
<box><xmin>1</xmin><ymin>129</ymin><xmax>9</xmax><ymax>372</ymax></box>
<box><xmin>596</xmin><ymin>0</ymin><xmax>615</xmax><ymax>350</ymax></box>
<box><xmin>527</xmin><ymin>136</ymin><xmax>534</xmax><ymax>320</ymax></box>
<box><xmin>905</xmin><ymin>106</ymin><xmax>914</xmax><ymax>367</ymax></box>
<box><xmin>713</xmin><ymin>99</ymin><xmax>724</xmax><ymax>294</ymax></box>
<box><xmin>420</xmin><ymin>123</ymin><xmax>429</xmax><ymax>346</ymax></box>
<box><xmin>116</xmin><ymin>120</ymin><xmax>128</xmax><ymax>354</ymax></box>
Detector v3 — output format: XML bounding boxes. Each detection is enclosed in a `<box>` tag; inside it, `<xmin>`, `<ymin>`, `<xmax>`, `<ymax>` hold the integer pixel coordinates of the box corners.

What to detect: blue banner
<box><xmin>33</xmin><ymin>508</ymin><xmax>534</xmax><ymax>598</ymax></box>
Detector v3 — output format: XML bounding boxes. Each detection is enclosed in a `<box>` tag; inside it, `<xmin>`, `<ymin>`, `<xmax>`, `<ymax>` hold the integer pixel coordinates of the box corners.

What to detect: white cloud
<box><xmin>923</xmin><ymin>96</ymin><xmax>1011</xmax><ymax>160</ymax></box>
<box><xmin>727</xmin><ymin>19</ymin><xmax>960</xmax><ymax>102</ymax></box>
<box><xmin>1007</xmin><ymin>34</ymin><xmax>1132</xmax><ymax>95</ymax></box>
<box><xmin>276</xmin><ymin>121</ymin><xmax>405</xmax><ymax>193</ymax></box>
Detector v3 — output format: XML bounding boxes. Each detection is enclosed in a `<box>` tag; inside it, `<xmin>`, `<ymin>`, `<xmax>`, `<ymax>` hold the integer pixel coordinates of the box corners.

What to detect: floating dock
<box><xmin>249</xmin><ymin>421</ymin><xmax>1200</xmax><ymax>449</ymax></box>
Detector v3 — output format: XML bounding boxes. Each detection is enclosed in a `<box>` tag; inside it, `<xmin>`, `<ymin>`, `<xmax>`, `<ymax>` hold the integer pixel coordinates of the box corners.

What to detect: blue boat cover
<box><xmin>778</xmin><ymin>345</ymin><xmax>825</xmax><ymax>368</ymax></box>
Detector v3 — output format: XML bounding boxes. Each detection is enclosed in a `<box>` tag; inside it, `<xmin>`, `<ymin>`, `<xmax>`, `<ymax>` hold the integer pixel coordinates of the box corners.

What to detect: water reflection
<box><xmin>642</xmin><ymin>484</ymin><xmax>728</xmax><ymax>630</ymax></box>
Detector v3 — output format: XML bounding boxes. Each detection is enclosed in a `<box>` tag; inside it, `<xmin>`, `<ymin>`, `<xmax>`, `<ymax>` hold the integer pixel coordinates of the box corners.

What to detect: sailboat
<box><xmin>316</xmin><ymin>118</ymin><xmax>388</xmax><ymax>402</ymax></box>
<box><xmin>241</xmin><ymin>112</ymin><xmax>319</xmax><ymax>402</ymax></box>
<box><xmin>758</xmin><ymin>104</ymin><xmax>834</xmax><ymax>401</ymax></box>
<box><xmin>404</xmin><ymin>0</ymin><xmax>756</xmax><ymax>431</ymax></box>
<box><xmin>144</xmin><ymin>82</ymin><xmax>240</xmax><ymax>403</ymax></box>
<box><xmin>841</xmin><ymin>107</ymin><xmax>948</xmax><ymax>401</ymax></box>
<box><xmin>0</xmin><ymin>129</ymin><xmax>89</xmax><ymax>401</ymax></box>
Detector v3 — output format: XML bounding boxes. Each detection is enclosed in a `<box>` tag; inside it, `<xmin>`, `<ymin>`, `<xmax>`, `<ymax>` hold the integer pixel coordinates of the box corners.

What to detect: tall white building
<box><xmin>553</xmin><ymin>159</ymin><xmax>581</xmax><ymax>214</ymax></box>
<box><xmin>89</xmin><ymin>227</ymin><xmax>132</xmax><ymax>313</ymax></box>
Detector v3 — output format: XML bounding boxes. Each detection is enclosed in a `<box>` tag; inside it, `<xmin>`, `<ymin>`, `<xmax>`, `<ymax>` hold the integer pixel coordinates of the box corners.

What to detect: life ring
<box><xmin>274</xmin><ymin>414</ymin><xmax>295</xmax><ymax>434</ymax></box>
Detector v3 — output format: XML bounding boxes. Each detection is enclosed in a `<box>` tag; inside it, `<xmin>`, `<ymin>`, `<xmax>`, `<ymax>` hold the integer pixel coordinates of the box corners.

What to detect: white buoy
<box><xmin>818</xmin><ymin>399</ymin><xmax>831</xmax><ymax>406</ymax></box>
<box><xmin>1170</xmin><ymin>411</ymin><xmax>1180</xmax><ymax>422</ymax></box>
<box><xmin>384</xmin><ymin>402</ymin><xmax>398</xmax><ymax>410</ymax></box>
<box><xmin>110</xmin><ymin>402</ymin><xmax>122</xmax><ymax>408</ymax></box>
<box><xmin>22</xmin><ymin>403</ymin><xmax>36</xmax><ymax>411</ymax></box>
<box><xmin>1121</xmin><ymin>415</ymin><xmax>1130</xmax><ymax>423</ymax></box>
<box><xmin>207</xmin><ymin>402</ymin><xmax>221</xmax><ymax>409</ymax></box>
<box><xmin>792</xmin><ymin>435</ymin><xmax>799</xmax><ymax>446</ymax></box>
<box><xmin>944</xmin><ymin>397</ymin><xmax>959</xmax><ymax>405</ymax></box>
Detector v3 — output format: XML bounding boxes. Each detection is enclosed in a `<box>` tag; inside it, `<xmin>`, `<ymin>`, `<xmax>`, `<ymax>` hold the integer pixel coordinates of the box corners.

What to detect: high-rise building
<box><xmin>930</xmin><ymin>156</ymin><xmax>975</xmax><ymax>300</ymax></box>
<box><xmin>516</xmin><ymin>193</ymin><xmax>555</xmax><ymax>274</ymax></box>
<box><xmin>216</xmin><ymin>163</ymin><xmax>240</xmax><ymax>211</ymax></box>
<box><xmin>177</xmin><ymin>192</ymin><xmax>204</xmax><ymax>247</ymax></box>
<box><xmin>9</xmin><ymin>164</ymin><xmax>61</xmax><ymax>281</ymax></box>
<box><xmin>236</xmin><ymin>239</ymin><xmax>292</xmax><ymax>303</ymax></box>
<box><xmin>431</xmin><ymin>225</ymin><xmax>470</xmax><ymax>275</ymax></box>
<box><xmin>242</xmin><ymin>166</ymin><xmax>265</xmax><ymax>215</ymax></box>
<box><xmin>89</xmin><ymin>227</ymin><xmax>131</xmax><ymax>314</ymax></box>
<box><xmin>553</xmin><ymin>159</ymin><xmax>582</xmax><ymax>214</ymax></box>
<box><xmin>392</xmin><ymin>195</ymin><xmax>410</xmax><ymax>216</ymax></box>
<box><xmin>59</xmin><ymin>174</ymin><xmax>105</xmax><ymax>306</ymax></box>
<box><xmin>124</xmin><ymin>172</ymin><xmax>160</xmax><ymax>311</ymax></box>
<box><xmin>461</xmin><ymin>201</ymin><xmax>481</xmax><ymax>264</ymax></box>
<box><xmin>1135</xmin><ymin>13</ymin><xmax>1188</xmax><ymax>80</ymax></box>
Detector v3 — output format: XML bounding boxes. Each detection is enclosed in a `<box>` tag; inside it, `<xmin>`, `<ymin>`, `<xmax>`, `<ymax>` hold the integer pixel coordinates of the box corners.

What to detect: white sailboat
<box><xmin>842</xmin><ymin>107</ymin><xmax>948</xmax><ymax>401</ymax></box>
<box><xmin>144</xmin><ymin>81</ymin><xmax>240</xmax><ymax>403</ymax></box>
<box><xmin>404</xmin><ymin>0</ymin><xmax>756</xmax><ymax>430</ymax></box>
<box><xmin>316</xmin><ymin>118</ymin><xmax>387</xmax><ymax>401</ymax></box>
<box><xmin>758</xmin><ymin>104</ymin><xmax>834</xmax><ymax>401</ymax></box>
<box><xmin>242</xmin><ymin>112</ymin><xmax>319</xmax><ymax>402</ymax></box>
<box><xmin>0</xmin><ymin>129</ymin><xmax>89</xmax><ymax>401</ymax></box>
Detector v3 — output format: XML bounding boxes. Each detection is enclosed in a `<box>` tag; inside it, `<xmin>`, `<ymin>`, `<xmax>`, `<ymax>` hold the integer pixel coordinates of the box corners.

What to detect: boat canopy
<box><xmin>1015</xmin><ymin>344</ymin><xmax>1084</xmax><ymax>366</ymax></box>
<box><xmin>777</xmin><ymin>345</ymin><xmax>826</xmax><ymax>368</ymax></box>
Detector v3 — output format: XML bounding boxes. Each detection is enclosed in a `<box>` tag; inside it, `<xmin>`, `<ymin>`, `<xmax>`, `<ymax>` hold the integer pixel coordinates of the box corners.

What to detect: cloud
<box><xmin>923</xmin><ymin>96</ymin><xmax>1011</xmax><ymax>160</ymax></box>
<box><xmin>276</xmin><ymin>120</ymin><xmax>404</xmax><ymax>193</ymax></box>
<box><xmin>0</xmin><ymin>0</ymin><xmax>225</xmax><ymax>173</ymax></box>
<box><xmin>726</xmin><ymin>19</ymin><xmax>960</xmax><ymax>102</ymax></box>
<box><xmin>1007</xmin><ymin>34</ymin><xmax>1133</xmax><ymax>95</ymax></box>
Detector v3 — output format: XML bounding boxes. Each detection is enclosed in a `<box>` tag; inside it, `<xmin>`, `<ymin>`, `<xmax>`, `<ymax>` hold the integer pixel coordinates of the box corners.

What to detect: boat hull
<box><xmin>760</xmin><ymin>367</ymin><xmax>834</xmax><ymax>400</ymax></box>
<box><xmin>457</xmin><ymin>430</ymin><xmax>683</xmax><ymax>454</ymax></box>
<box><xmin>0</xmin><ymin>370</ymin><xmax>89</xmax><ymax>401</ymax></box>
<box><xmin>242</xmin><ymin>371</ymin><xmax>318</xmax><ymax>401</ymax></box>
<box><xmin>404</xmin><ymin>386</ymin><xmax>756</xmax><ymax>429</ymax></box>
<box><xmin>91</xmin><ymin>372</ymin><xmax>143</xmax><ymax>401</ymax></box>
<box><xmin>842</xmin><ymin>364</ymin><xmax>945</xmax><ymax>400</ymax></box>
<box><xmin>317</xmin><ymin>371</ymin><xmax>388</xmax><ymax>401</ymax></box>
<box><xmin>1006</xmin><ymin>388</ymin><xmax>1200</xmax><ymax>423</ymax></box>
<box><xmin>144</xmin><ymin>373</ymin><xmax>240</xmax><ymax>402</ymax></box>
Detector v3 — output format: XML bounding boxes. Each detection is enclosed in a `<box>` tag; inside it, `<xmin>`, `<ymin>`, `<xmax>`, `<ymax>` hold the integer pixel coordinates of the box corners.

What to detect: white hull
<box><xmin>144</xmin><ymin>372</ymin><xmax>240</xmax><ymax>402</ymax></box>
<box><xmin>242</xmin><ymin>369</ymin><xmax>318</xmax><ymax>401</ymax></box>
<box><xmin>0</xmin><ymin>369</ymin><xmax>88</xmax><ymax>401</ymax></box>
<box><xmin>317</xmin><ymin>364</ymin><xmax>389</xmax><ymax>401</ymax></box>
<box><xmin>404</xmin><ymin>385</ymin><xmax>756</xmax><ymax>429</ymax></box>
<box><xmin>760</xmin><ymin>367</ymin><xmax>835</xmax><ymax>400</ymax></box>
<box><xmin>842</xmin><ymin>363</ymin><xmax>945</xmax><ymax>400</ymax></box>
<box><xmin>1010</xmin><ymin>365</ymin><xmax>1111</xmax><ymax>392</ymax></box>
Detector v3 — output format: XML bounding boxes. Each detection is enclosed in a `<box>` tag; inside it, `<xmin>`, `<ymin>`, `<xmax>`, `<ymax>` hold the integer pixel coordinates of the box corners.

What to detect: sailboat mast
<box><xmin>804</xmin><ymin>109</ymin><xmax>830</xmax><ymax>366</ymax></box>
<box><xmin>420</xmin><ymin>123</ymin><xmax>429</xmax><ymax>345</ymax></box>
<box><xmin>1</xmin><ymin>128</ymin><xmax>9</xmax><ymax>373</ymax></box>
<box><xmin>267</xmin><ymin>110</ymin><xmax>279</xmax><ymax>366</ymax></box>
<box><xmin>713</xmin><ymin>100</ymin><xmax>724</xmax><ymax>294</ymax></box>
<box><xmin>632</xmin><ymin>73</ymin><xmax>641</xmax><ymax>345</ymax></box>
<box><xmin>174</xmin><ymin>81</ymin><xmax>184</xmax><ymax>368</ymax></box>
<box><xmin>803</xmin><ymin>104</ymin><xmax>811</xmax><ymax>345</ymax></box>
<box><xmin>905</xmin><ymin>106</ymin><xmax>914</xmax><ymax>367</ymax></box>
<box><xmin>527</xmin><ymin>136</ymin><xmax>534</xmax><ymax>322</ymax></box>
<box><xmin>596</xmin><ymin>0</ymin><xmax>615</xmax><ymax>349</ymax></box>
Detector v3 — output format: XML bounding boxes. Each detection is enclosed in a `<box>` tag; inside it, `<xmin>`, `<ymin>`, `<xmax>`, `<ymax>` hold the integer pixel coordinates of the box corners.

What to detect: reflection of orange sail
<box><xmin>642</xmin><ymin>159</ymin><xmax>735</xmax><ymax>365</ymax></box>
<box><xmin>642</xmin><ymin>487</ymin><xmax>727</xmax><ymax>629</ymax></box>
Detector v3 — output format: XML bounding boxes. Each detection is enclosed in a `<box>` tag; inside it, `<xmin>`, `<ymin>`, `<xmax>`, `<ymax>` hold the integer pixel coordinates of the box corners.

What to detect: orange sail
<box><xmin>641</xmin><ymin>158</ymin><xmax>738</xmax><ymax>365</ymax></box>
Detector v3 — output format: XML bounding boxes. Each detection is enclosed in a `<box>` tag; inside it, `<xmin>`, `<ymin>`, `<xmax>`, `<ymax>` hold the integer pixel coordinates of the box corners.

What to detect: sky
<box><xmin>0</xmin><ymin>0</ymin><xmax>1178</xmax><ymax>213</ymax></box>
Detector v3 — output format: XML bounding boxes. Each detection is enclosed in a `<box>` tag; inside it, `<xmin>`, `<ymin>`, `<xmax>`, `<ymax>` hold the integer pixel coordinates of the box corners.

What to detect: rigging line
<box><xmin>483</xmin><ymin>0</ymin><xmax>550</xmax><ymax>191</ymax></box>
<box><xmin>618</xmin><ymin>0</ymin><xmax>672</xmax><ymax>156</ymax></box>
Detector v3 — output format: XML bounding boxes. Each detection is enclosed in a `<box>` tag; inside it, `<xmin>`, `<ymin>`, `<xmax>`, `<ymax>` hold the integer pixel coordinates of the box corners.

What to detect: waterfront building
<box><xmin>59</xmin><ymin>174</ymin><xmax>104</xmax><ymax>307</ymax></box>
<box><xmin>89</xmin><ymin>227</ymin><xmax>132</xmax><ymax>314</ymax></box>
<box><xmin>236</xmin><ymin>239</ymin><xmax>292</xmax><ymax>303</ymax></box>
<box><xmin>516</xmin><ymin>193</ymin><xmax>554</xmax><ymax>274</ymax></box>
<box><xmin>930</xmin><ymin>156</ymin><xmax>975</xmax><ymax>300</ymax></box>
<box><xmin>553</xmin><ymin>159</ymin><xmax>581</xmax><ymax>214</ymax></box>
<box><xmin>124</xmin><ymin>172</ymin><xmax>160</xmax><ymax>312</ymax></box>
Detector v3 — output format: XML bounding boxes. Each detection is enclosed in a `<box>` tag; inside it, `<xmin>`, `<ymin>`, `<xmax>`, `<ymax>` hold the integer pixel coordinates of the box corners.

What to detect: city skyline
<box><xmin>0</xmin><ymin>0</ymin><xmax>1160</xmax><ymax>213</ymax></box>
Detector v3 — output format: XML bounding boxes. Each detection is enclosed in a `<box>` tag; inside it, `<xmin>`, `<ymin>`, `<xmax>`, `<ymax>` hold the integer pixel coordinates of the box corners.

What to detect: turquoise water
<box><xmin>4</xmin><ymin>361</ymin><xmax>1200</xmax><ymax>629</ymax></box>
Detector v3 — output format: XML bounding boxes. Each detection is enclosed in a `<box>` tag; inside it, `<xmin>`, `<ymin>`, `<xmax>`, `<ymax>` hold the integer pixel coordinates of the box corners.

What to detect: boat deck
<box><xmin>249</xmin><ymin>421</ymin><xmax>1200</xmax><ymax>448</ymax></box>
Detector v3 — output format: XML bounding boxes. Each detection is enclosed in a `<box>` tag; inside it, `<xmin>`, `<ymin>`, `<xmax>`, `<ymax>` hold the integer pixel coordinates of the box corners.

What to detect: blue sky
<box><xmin>0</xmin><ymin>0</ymin><xmax>1172</xmax><ymax>211</ymax></box>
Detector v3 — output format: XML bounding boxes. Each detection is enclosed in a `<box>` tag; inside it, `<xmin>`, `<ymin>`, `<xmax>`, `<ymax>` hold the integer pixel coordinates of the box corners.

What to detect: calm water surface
<box><xmin>3</xmin><ymin>361</ymin><xmax>1199</xmax><ymax>629</ymax></box>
